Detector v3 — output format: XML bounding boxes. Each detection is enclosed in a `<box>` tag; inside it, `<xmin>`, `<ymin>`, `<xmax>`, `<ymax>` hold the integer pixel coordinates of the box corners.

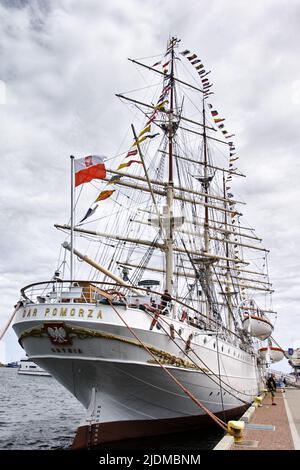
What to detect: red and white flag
<box><xmin>75</xmin><ymin>155</ymin><xmax>106</xmax><ymax>187</ymax></box>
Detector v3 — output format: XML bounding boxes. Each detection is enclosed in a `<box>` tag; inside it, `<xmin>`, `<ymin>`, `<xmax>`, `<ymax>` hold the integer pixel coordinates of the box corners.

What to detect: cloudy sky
<box><xmin>0</xmin><ymin>0</ymin><xmax>299</xmax><ymax>371</ymax></box>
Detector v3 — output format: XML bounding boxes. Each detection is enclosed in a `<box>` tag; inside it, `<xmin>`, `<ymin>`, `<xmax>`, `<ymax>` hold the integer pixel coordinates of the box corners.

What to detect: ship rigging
<box><xmin>11</xmin><ymin>37</ymin><xmax>282</xmax><ymax>448</ymax></box>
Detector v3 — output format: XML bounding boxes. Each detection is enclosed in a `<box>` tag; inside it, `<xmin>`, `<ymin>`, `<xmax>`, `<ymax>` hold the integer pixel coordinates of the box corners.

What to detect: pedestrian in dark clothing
<box><xmin>266</xmin><ymin>374</ymin><xmax>277</xmax><ymax>405</ymax></box>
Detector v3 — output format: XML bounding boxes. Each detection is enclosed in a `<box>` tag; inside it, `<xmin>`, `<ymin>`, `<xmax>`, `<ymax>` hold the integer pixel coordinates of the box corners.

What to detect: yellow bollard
<box><xmin>227</xmin><ymin>420</ymin><xmax>245</xmax><ymax>443</ymax></box>
<box><xmin>254</xmin><ymin>396</ymin><xmax>263</xmax><ymax>407</ymax></box>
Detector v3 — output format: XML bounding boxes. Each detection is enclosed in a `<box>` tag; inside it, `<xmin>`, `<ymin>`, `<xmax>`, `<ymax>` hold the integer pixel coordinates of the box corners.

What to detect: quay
<box><xmin>214</xmin><ymin>388</ymin><xmax>300</xmax><ymax>450</ymax></box>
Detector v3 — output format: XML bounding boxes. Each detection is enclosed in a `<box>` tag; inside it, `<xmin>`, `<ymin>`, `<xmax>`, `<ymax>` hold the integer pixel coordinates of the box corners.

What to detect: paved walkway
<box><xmin>233</xmin><ymin>389</ymin><xmax>300</xmax><ymax>450</ymax></box>
<box><xmin>283</xmin><ymin>389</ymin><xmax>300</xmax><ymax>450</ymax></box>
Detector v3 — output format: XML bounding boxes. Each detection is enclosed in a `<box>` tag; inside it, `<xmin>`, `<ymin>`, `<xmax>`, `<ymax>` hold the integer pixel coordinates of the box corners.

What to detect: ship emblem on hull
<box><xmin>44</xmin><ymin>322</ymin><xmax>72</xmax><ymax>345</ymax></box>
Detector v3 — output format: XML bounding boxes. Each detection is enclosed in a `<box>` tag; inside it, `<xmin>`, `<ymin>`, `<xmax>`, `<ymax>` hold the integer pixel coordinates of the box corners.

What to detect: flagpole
<box><xmin>70</xmin><ymin>155</ymin><xmax>75</xmax><ymax>283</ymax></box>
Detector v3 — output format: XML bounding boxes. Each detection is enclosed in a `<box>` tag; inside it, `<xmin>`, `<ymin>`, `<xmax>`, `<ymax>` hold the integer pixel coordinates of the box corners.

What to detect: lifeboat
<box><xmin>242</xmin><ymin>314</ymin><xmax>273</xmax><ymax>340</ymax></box>
<box><xmin>258</xmin><ymin>347</ymin><xmax>285</xmax><ymax>363</ymax></box>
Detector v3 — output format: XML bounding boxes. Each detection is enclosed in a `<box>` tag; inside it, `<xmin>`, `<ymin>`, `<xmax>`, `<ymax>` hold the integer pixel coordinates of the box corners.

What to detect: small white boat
<box><xmin>258</xmin><ymin>347</ymin><xmax>285</xmax><ymax>363</ymax></box>
<box><xmin>18</xmin><ymin>357</ymin><xmax>51</xmax><ymax>376</ymax></box>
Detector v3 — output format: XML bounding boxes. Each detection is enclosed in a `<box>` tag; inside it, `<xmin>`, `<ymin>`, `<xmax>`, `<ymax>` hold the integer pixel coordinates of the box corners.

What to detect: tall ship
<box><xmin>11</xmin><ymin>38</ymin><xmax>281</xmax><ymax>448</ymax></box>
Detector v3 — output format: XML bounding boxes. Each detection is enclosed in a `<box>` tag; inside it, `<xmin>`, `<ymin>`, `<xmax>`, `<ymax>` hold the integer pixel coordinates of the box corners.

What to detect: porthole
<box><xmin>213</xmin><ymin>342</ymin><xmax>216</xmax><ymax>348</ymax></box>
<box><xmin>209</xmin><ymin>392</ymin><xmax>213</xmax><ymax>396</ymax></box>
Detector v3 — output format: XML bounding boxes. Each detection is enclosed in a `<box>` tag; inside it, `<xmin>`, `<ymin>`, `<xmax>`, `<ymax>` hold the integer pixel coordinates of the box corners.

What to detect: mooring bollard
<box><xmin>254</xmin><ymin>396</ymin><xmax>263</xmax><ymax>407</ymax></box>
<box><xmin>227</xmin><ymin>420</ymin><xmax>245</xmax><ymax>443</ymax></box>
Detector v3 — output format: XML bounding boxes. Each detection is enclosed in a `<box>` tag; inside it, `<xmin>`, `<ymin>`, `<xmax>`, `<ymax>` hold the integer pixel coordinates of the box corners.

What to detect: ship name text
<box><xmin>22</xmin><ymin>307</ymin><xmax>103</xmax><ymax>320</ymax></box>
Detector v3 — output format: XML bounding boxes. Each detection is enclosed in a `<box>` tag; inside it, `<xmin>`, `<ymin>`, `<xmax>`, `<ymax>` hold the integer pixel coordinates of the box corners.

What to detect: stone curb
<box><xmin>240</xmin><ymin>405</ymin><xmax>256</xmax><ymax>424</ymax></box>
<box><xmin>213</xmin><ymin>434</ymin><xmax>234</xmax><ymax>450</ymax></box>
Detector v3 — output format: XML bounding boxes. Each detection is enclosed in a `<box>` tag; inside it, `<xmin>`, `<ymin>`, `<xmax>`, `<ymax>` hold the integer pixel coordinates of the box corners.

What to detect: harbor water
<box><xmin>0</xmin><ymin>368</ymin><xmax>224</xmax><ymax>450</ymax></box>
<box><xmin>0</xmin><ymin>367</ymin><xmax>84</xmax><ymax>450</ymax></box>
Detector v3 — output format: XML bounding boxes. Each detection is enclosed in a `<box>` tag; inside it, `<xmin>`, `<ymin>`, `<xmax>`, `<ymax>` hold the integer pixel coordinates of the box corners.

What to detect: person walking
<box><xmin>266</xmin><ymin>373</ymin><xmax>277</xmax><ymax>405</ymax></box>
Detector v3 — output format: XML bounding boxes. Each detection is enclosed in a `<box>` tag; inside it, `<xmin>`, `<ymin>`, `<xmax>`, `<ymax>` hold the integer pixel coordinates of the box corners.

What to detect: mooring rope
<box><xmin>0</xmin><ymin>302</ymin><xmax>21</xmax><ymax>341</ymax></box>
<box><xmin>108</xmin><ymin>300</ymin><xmax>228</xmax><ymax>432</ymax></box>
<box><xmin>141</xmin><ymin>305</ymin><xmax>251</xmax><ymax>403</ymax></box>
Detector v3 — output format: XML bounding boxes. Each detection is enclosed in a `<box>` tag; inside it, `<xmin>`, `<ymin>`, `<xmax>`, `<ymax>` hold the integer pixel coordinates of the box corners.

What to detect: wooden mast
<box><xmin>202</xmin><ymin>101</ymin><xmax>209</xmax><ymax>253</ymax></box>
<box><xmin>70</xmin><ymin>155</ymin><xmax>75</xmax><ymax>282</ymax></box>
<box><xmin>223</xmin><ymin>171</ymin><xmax>233</xmax><ymax>331</ymax></box>
<box><xmin>202</xmin><ymin>99</ymin><xmax>213</xmax><ymax>325</ymax></box>
<box><xmin>165</xmin><ymin>37</ymin><xmax>176</xmax><ymax>294</ymax></box>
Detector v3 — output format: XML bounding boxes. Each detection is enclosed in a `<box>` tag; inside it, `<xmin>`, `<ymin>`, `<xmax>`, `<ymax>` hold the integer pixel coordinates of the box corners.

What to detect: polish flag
<box><xmin>75</xmin><ymin>155</ymin><xmax>106</xmax><ymax>187</ymax></box>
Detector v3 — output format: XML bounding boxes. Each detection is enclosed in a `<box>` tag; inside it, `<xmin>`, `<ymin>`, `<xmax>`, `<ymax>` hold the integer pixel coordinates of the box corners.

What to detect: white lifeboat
<box><xmin>258</xmin><ymin>346</ymin><xmax>285</xmax><ymax>363</ymax></box>
<box><xmin>242</xmin><ymin>314</ymin><xmax>273</xmax><ymax>340</ymax></box>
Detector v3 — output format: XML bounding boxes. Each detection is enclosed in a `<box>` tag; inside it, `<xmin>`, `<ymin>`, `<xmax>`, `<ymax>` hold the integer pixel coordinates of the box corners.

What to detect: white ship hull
<box><xmin>13</xmin><ymin>300</ymin><xmax>262</xmax><ymax>447</ymax></box>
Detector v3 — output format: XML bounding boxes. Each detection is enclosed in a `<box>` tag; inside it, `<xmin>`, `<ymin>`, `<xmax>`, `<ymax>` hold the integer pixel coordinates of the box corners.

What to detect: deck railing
<box><xmin>19</xmin><ymin>280</ymin><xmax>250</xmax><ymax>346</ymax></box>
